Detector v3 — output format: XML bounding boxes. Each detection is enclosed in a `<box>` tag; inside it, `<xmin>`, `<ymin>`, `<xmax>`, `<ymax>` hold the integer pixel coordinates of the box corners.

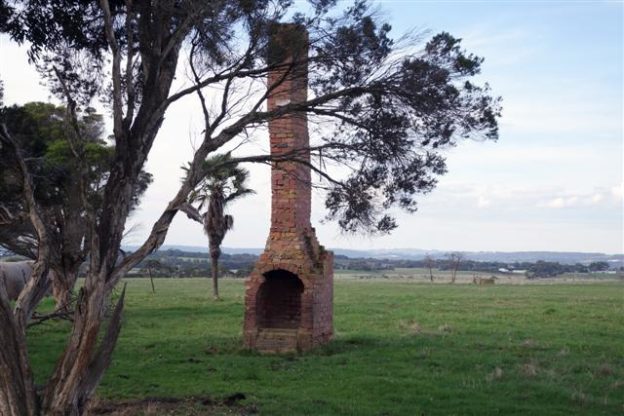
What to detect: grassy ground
<box><xmin>28</xmin><ymin>278</ymin><xmax>623</xmax><ymax>415</ymax></box>
<box><xmin>335</xmin><ymin>268</ymin><xmax>622</xmax><ymax>284</ymax></box>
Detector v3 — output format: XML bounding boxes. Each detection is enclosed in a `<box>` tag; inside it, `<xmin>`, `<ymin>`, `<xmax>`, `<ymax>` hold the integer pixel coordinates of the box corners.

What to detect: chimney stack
<box><xmin>267</xmin><ymin>24</ymin><xmax>312</xmax><ymax>232</ymax></box>
<box><xmin>243</xmin><ymin>24</ymin><xmax>334</xmax><ymax>353</ymax></box>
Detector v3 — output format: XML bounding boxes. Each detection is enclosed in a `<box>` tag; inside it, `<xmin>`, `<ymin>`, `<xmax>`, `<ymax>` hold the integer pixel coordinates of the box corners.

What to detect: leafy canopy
<box><xmin>1</xmin><ymin>0</ymin><xmax>500</xmax><ymax>235</ymax></box>
<box><xmin>0</xmin><ymin>102</ymin><xmax>152</xmax><ymax>258</ymax></box>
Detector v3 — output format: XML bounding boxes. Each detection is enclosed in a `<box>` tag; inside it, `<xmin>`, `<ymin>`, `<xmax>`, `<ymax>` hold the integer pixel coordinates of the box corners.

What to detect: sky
<box><xmin>1</xmin><ymin>1</ymin><xmax>622</xmax><ymax>254</ymax></box>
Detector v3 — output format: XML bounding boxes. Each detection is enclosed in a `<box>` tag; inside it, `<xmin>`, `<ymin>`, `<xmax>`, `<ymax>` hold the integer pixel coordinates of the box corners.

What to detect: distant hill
<box><xmin>136</xmin><ymin>245</ymin><xmax>264</xmax><ymax>256</ymax></box>
<box><xmin>123</xmin><ymin>245</ymin><xmax>623</xmax><ymax>266</ymax></box>
<box><xmin>334</xmin><ymin>249</ymin><xmax>623</xmax><ymax>266</ymax></box>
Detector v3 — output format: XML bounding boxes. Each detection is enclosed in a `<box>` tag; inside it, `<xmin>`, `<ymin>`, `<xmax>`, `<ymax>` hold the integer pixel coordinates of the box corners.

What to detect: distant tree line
<box><xmin>134</xmin><ymin>250</ymin><xmax>256</xmax><ymax>278</ymax></box>
<box><xmin>334</xmin><ymin>256</ymin><xmax>613</xmax><ymax>277</ymax></box>
<box><xmin>133</xmin><ymin>251</ymin><xmax>615</xmax><ymax>278</ymax></box>
<box><xmin>1</xmin><ymin>249</ymin><xmax>616</xmax><ymax>279</ymax></box>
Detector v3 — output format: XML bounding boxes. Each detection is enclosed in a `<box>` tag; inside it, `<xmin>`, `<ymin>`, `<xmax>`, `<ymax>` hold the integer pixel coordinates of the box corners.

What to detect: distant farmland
<box><xmin>334</xmin><ymin>268</ymin><xmax>623</xmax><ymax>284</ymax></box>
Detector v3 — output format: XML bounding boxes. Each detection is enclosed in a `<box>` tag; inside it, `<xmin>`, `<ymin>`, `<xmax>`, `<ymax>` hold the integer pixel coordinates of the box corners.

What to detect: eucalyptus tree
<box><xmin>0</xmin><ymin>0</ymin><xmax>500</xmax><ymax>414</ymax></box>
<box><xmin>0</xmin><ymin>102</ymin><xmax>152</xmax><ymax>309</ymax></box>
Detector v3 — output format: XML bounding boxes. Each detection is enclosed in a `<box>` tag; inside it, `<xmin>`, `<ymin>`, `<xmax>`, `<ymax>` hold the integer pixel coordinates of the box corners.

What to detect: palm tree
<box><xmin>185</xmin><ymin>155</ymin><xmax>253</xmax><ymax>299</ymax></box>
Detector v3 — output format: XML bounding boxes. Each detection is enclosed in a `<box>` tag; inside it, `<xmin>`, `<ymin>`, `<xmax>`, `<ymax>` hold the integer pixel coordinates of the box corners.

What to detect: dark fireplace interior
<box><xmin>256</xmin><ymin>269</ymin><xmax>304</xmax><ymax>330</ymax></box>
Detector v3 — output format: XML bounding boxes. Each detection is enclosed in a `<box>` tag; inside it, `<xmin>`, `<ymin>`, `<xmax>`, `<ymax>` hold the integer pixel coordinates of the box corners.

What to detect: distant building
<box><xmin>498</xmin><ymin>268</ymin><xmax>527</xmax><ymax>275</ymax></box>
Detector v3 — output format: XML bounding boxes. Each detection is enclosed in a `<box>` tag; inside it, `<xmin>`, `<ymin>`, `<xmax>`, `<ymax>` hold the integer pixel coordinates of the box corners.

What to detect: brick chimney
<box><xmin>243</xmin><ymin>24</ymin><xmax>334</xmax><ymax>353</ymax></box>
<box><xmin>266</xmin><ymin>23</ymin><xmax>312</xmax><ymax>234</ymax></box>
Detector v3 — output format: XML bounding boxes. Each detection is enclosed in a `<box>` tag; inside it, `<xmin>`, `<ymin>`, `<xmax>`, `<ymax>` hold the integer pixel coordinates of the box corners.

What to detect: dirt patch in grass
<box><xmin>437</xmin><ymin>324</ymin><xmax>452</xmax><ymax>334</ymax></box>
<box><xmin>90</xmin><ymin>394</ymin><xmax>255</xmax><ymax>416</ymax></box>
<box><xmin>520</xmin><ymin>338</ymin><xmax>538</xmax><ymax>348</ymax></box>
<box><xmin>486</xmin><ymin>367</ymin><xmax>504</xmax><ymax>382</ymax></box>
<box><xmin>520</xmin><ymin>361</ymin><xmax>540</xmax><ymax>378</ymax></box>
<box><xmin>595</xmin><ymin>363</ymin><xmax>615</xmax><ymax>377</ymax></box>
<box><xmin>398</xmin><ymin>320</ymin><xmax>453</xmax><ymax>336</ymax></box>
<box><xmin>398</xmin><ymin>319</ymin><xmax>422</xmax><ymax>335</ymax></box>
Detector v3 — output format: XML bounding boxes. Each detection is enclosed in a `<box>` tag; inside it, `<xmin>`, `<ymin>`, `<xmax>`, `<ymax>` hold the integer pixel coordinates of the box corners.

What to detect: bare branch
<box><xmin>124</xmin><ymin>0</ymin><xmax>136</xmax><ymax>127</ymax></box>
<box><xmin>110</xmin><ymin>81</ymin><xmax>368</xmax><ymax>282</ymax></box>
<box><xmin>0</xmin><ymin>124</ymin><xmax>52</xmax><ymax>327</ymax></box>
<box><xmin>51</xmin><ymin>65</ymin><xmax>100</xmax><ymax>276</ymax></box>
<box><xmin>179</xmin><ymin>203</ymin><xmax>203</xmax><ymax>224</ymax></box>
<box><xmin>28</xmin><ymin>309</ymin><xmax>74</xmax><ymax>328</ymax></box>
<box><xmin>229</xmin><ymin>153</ymin><xmax>343</xmax><ymax>187</ymax></box>
<box><xmin>189</xmin><ymin>39</ymin><xmax>211</xmax><ymax>128</ymax></box>
<box><xmin>99</xmin><ymin>0</ymin><xmax>125</xmax><ymax>138</ymax></box>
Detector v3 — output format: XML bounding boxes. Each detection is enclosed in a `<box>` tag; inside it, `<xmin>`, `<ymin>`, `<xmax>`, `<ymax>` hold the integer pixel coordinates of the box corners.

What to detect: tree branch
<box><xmin>0</xmin><ymin>124</ymin><xmax>51</xmax><ymax>328</ymax></box>
<box><xmin>123</xmin><ymin>0</ymin><xmax>136</xmax><ymax>128</ymax></box>
<box><xmin>179</xmin><ymin>203</ymin><xmax>203</xmax><ymax>224</ymax></box>
<box><xmin>99</xmin><ymin>0</ymin><xmax>125</xmax><ymax>139</ymax></box>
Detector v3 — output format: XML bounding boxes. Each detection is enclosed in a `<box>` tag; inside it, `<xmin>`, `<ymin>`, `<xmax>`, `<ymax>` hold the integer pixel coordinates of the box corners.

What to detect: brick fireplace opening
<box><xmin>256</xmin><ymin>270</ymin><xmax>303</xmax><ymax>330</ymax></box>
<box><xmin>243</xmin><ymin>24</ymin><xmax>334</xmax><ymax>353</ymax></box>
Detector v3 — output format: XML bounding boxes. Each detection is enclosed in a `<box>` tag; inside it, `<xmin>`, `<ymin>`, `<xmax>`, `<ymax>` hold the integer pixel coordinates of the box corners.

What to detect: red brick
<box><xmin>244</xmin><ymin>25</ymin><xmax>333</xmax><ymax>353</ymax></box>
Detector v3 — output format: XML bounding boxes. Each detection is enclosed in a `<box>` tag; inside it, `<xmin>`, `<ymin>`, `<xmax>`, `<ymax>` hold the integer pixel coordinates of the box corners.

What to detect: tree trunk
<box><xmin>211</xmin><ymin>261</ymin><xmax>219</xmax><ymax>299</ymax></box>
<box><xmin>51</xmin><ymin>269</ymin><xmax>77</xmax><ymax>312</ymax></box>
<box><xmin>0</xmin><ymin>258</ymin><xmax>52</xmax><ymax>416</ymax></box>
<box><xmin>0</xmin><ymin>293</ymin><xmax>38</xmax><ymax>416</ymax></box>
<box><xmin>0</xmin><ymin>123</ymin><xmax>53</xmax><ymax>416</ymax></box>
<box><xmin>148</xmin><ymin>268</ymin><xmax>156</xmax><ymax>294</ymax></box>
<box><xmin>209</xmin><ymin>245</ymin><xmax>220</xmax><ymax>300</ymax></box>
<box><xmin>41</xmin><ymin>280</ymin><xmax>126</xmax><ymax>415</ymax></box>
<box><xmin>0</xmin><ymin>8</ymin><xmax>185</xmax><ymax>414</ymax></box>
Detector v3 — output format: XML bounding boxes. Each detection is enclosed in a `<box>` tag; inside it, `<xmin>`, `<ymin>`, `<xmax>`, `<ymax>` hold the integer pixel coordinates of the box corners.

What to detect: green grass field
<box><xmin>28</xmin><ymin>278</ymin><xmax>623</xmax><ymax>415</ymax></box>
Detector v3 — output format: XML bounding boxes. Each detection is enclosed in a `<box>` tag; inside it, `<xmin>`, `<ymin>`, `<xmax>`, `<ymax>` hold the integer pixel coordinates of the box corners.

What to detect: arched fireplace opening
<box><xmin>256</xmin><ymin>269</ymin><xmax>304</xmax><ymax>329</ymax></box>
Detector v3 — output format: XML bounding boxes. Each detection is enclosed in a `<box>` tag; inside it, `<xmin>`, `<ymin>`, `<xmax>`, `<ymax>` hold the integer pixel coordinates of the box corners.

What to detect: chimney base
<box><xmin>243</xmin><ymin>227</ymin><xmax>333</xmax><ymax>353</ymax></box>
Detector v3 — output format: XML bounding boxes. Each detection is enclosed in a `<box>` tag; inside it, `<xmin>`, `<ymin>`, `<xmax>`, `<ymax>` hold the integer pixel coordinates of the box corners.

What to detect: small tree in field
<box><xmin>424</xmin><ymin>254</ymin><xmax>436</xmax><ymax>282</ymax></box>
<box><xmin>0</xmin><ymin>1</ymin><xmax>500</xmax><ymax>414</ymax></box>
<box><xmin>144</xmin><ymin>259</ymin><xmax>166</xmax><ymax>293</ymax></box>
<box><xmin>183</xmin><ymin>155</ymin><xmax>253</xmax><ymax>300</ymax></box>
<box><xmin>446</xmin><ymin>252</ymin><xmax>464</xmax><ymax>284</ymax></box>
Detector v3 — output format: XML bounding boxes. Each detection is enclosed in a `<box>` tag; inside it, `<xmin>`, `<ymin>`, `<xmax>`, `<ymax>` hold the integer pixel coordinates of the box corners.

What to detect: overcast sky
<box><xmin>1</xmin><ymin>1</ymin><xmax>622</xmax><ymax>254</ymax></box>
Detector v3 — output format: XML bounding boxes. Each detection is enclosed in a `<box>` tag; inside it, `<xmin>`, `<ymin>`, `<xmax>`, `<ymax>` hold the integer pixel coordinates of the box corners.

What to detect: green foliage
<box><xmin>131</xmin><ymin>249</ymin><xmax>614</xmax><ymax>278</ymax></box>
<box><xmin>0</xmin><ymin>102</ymin><xmax>108</xmax><ymax>205</ymax></box>
<box><xmin>136</xmin><ymin>249</ymin><xmax>255</xmax><ymax>278</ymax></box>
<box><xmin>0</xmin><ymin>102</ymin><xmax>152</xmax><ymax>257</ymax></box>
<box><xmin>588</xmin><ymin>261</ymin><xmax>610</xmax><ymax>272</ymax></box>
<box><xmin>189</xmin><ymin>154</ymin><xmax>255</xmax><ymax>209</ymax></box>
<box><xmin>28</xmin><ymin>279</ymin><xmax>624</xmax><ymax>415</ymax></box>
<box><xmin>187</xmin><ymin>154</ymin><xmax>254</xmax><ymax>257</ymax></box>
<box><xmin>45</xmin><ymin>138</ymin><xmax>113</xmax><ymax>167</ymax></box>
<box><xmin>186</xmin><ymin>154</ymin><xmax>255</xmax><ymax>297</ymax></box>
<box><xmin>527</xmin><ymin>261</ymin><xmax>570</xmax><ymax>279</ymax></box>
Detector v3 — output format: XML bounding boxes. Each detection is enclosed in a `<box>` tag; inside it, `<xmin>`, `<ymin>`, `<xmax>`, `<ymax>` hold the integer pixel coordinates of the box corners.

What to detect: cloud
<box><xmin>541</xmin><ymin>196</ymin><xmax>577</xmax><ymax>209</ymax></box>
<box><xmin>477</xmin><ymin>195</ymin><xmax>491</xmax><ymax>208</ymax></box>
<box><xmin>591</xmin><ymin>193</ymin><xmax>605</xmax><ymax>204</ymax></box>
<box><xmin>424</xmin><ymin>180</ymin><xmax>623</xmax><ymax>213</ymax></box>
<box><xmin>537</xmin><ymin>187</ymin><xmax>621</xmax><ymax>209</ymax></box>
